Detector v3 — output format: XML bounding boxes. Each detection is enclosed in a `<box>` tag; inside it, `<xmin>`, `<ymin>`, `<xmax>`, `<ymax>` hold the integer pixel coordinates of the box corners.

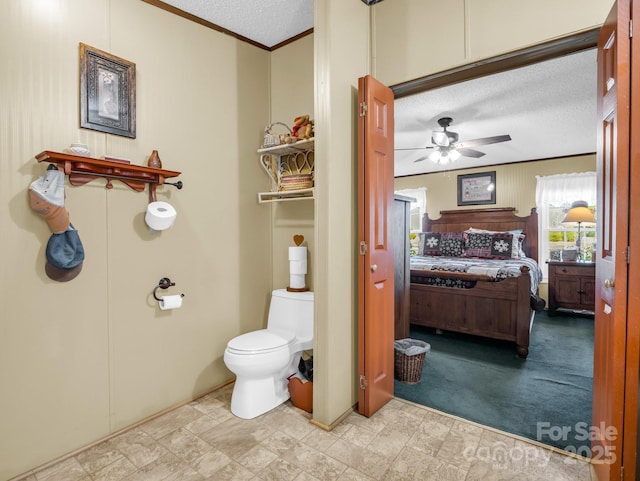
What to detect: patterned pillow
<box><xmin>465</xmin><ymin>232</ymin><xmax>521</xmax><ymax>259</ymax></box>
<box><xmin>421</xmin><ymin>232</ymin><xmax>442</xmax><ymax>255</ymax></box>
<box><xmin>420</xmin><ymin>232</ymin><xmax>464</xmax><ymax>256</ymax></box>
<box><xmin>465</xmin><ymin>232</ymin><xmax>492</xmax><ymax>258</ymax></box>
<box><xmin>465</xmin><ymin>227</ymin><xmax>526</xmax><ymax>258</ymax></box>
<box><xmin>489</xmin><ymin>233</ymin><xmax>520</xmax><ymax>259</ymax></box>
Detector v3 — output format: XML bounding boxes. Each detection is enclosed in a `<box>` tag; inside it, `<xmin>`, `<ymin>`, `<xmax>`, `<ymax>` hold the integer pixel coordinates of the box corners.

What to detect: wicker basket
<box><xmin>262</xmin><ymin>122</ymin><xmax>292</xmax><ymax>148</ymax></box>
<box><xmin>394</xmin><ymin>339</ymin><xmax>430</xmax><ymax>384</ymax></box>
<box><xmin>394</xmin><ymin>351</ymin><xmax>425</xmax><ymax>384</ymax></box>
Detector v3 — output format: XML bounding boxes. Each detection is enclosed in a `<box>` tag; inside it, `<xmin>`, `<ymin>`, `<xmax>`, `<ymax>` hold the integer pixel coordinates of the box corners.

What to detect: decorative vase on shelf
<box><xmin>147</xmin><ymin>150</ymin><xmax>162</xmax><ymax>169</ymax></box>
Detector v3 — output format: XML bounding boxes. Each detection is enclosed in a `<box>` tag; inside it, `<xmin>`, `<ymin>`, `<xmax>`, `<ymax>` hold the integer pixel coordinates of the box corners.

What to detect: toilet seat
<box><xmin>226</xmin><ymin>329</ymin><xmax>294</xmax><ymax>355</ymax></box>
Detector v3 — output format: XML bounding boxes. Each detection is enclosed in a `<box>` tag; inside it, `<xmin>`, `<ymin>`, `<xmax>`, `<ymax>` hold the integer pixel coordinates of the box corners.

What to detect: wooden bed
<box><xmin>409</xmin><ymin>207</ymin><xmax>539</xmax><ymax>358</ymax></box>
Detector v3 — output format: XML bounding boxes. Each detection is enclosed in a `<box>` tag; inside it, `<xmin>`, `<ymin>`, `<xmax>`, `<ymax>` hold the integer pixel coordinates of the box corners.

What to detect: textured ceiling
<box><xmin>394</xmin><ymin>49</ymin><xmax>597</xmax><ymax>176</ymax></box>
<box><xmin>159</xmin><ymin>0</ymin><xmax>313</xmax><ymax>48</ymax></box>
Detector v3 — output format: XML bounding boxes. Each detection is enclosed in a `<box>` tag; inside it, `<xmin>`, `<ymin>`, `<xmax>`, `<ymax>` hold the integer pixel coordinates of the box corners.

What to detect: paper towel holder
<box><xmin>153</xmin><ymin>277</ymin><xmax>184</xmax><ymax>301</ymax></box>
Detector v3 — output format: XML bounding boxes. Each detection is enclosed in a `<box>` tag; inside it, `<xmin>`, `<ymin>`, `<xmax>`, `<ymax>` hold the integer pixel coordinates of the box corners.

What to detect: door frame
<box><xmin>391</xmin><ymin>29</ymin><xmax>599</xmax><ymax>101</ymax></box>
<box><xmin>388</xmin><ymin>26</ymin><xmax>640</xmax><ymax>471</ymax></box>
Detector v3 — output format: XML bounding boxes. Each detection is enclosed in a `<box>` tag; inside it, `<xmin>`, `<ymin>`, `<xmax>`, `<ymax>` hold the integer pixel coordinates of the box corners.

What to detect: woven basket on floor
<box><xmin>394</xmin><ymin>351</ymin><xmax>426</xmax><ymax>384</ymax></box>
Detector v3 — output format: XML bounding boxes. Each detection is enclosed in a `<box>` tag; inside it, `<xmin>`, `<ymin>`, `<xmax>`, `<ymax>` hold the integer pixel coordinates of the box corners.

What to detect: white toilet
<box><xmin>224</xmin><ymin>288</ymin><xmax>313</xmax><ymax>419</ymax></box>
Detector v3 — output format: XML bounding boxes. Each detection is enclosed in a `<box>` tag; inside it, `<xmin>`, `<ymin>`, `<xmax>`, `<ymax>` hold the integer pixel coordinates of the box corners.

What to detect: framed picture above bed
<box><xmin>457</xmin><ymin>171</ymin><xmax>496</xmax><ymax>206</ymax></box>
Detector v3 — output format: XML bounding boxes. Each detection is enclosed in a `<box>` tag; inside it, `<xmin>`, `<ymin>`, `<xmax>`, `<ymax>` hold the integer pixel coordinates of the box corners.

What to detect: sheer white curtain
<box><xmin>535</xmin><ymin>172</ymin><xmax>597</xmax><ymax>275</ymax></box>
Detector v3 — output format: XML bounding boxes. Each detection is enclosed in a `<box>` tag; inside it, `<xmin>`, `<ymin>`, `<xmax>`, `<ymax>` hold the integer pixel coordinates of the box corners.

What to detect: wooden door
<box><xmin>357</xmin><ymin>75</ymin><xmax>395</xmax><ymax>417</ymax></box>
<box><xmin>625</xmin><ymin>0</ymin><xmax>640</xmax><ymax>478</ymax></box>
<box><xmin>592</xmin><ymin>1</ymin><xmax>630</xmax><ymax>479</ymax></box>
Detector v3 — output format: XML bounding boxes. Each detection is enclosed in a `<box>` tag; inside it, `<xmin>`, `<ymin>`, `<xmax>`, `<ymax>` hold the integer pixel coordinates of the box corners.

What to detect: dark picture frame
<box><xmin>79</xmin><ymin>43</ymin><xmax>136</xmax><ymax>138</ymax></box>
<box><xmin>457</xmin><ymin>171</ymin><xmax>496</xmax><ymax>206</ymax></box>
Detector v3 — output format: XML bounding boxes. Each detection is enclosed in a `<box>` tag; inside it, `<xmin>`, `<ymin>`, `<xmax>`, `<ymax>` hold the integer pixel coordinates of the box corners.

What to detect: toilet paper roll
<box><xmin>290</xmin><ymin>274</ymin><xmax>306</xmax><ymax>289</ymax></box>
<box><xmin>145</xmin><ymin>201</ymin><xmax>177</xmax><ymax>231</ymax></box>
<box><xmin>289</xmin><ymin>246</ymin><xmax>307</xmax><ymax>261</ymax></box>
<box><xmin>159</xmin><ymin>294</ymin><xmax>183</xmax><ymax>310</ymax></box>
<box><xmin>289</xmin><ymin>259</ymin><xmax>307</xmax><ymax>275</ymax></box>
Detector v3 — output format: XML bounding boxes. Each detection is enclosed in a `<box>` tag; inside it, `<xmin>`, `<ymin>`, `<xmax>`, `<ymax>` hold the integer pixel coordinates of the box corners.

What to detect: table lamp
<box><xmin>561</xmin><ymin>200</ymin><xmax>596</xmax><ymax>261</ymax></box>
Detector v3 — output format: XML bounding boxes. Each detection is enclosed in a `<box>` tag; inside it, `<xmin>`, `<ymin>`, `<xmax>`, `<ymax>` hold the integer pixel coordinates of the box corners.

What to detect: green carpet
<box><xmin>394</xmin><ymin>310</ymin><xmax>594</xmax><ymax>451</ymax></box>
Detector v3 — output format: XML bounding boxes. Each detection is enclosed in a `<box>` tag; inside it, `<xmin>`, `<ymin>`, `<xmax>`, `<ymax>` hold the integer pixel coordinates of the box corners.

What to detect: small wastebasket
<box><xmin>394</xmin><ymin>339</ymin><xmax>430</xmax><ymax>384</ymax></box>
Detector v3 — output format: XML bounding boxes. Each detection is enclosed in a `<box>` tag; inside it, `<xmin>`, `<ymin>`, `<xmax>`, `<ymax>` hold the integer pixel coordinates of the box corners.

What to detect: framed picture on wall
<box><xmin>79</xmin><ymin>43</ymin><xmax>136</xmax><ymax>138</ymax></box>
<box><xmin>457</xmin><ymin>171</ymin><xmax>496</xmax><ymax>206</ymax></box>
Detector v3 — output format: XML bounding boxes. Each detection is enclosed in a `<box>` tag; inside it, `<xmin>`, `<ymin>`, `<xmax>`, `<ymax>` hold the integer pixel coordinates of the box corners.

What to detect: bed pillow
<box><xmin>420</xmin><ymin>232</ymin><xmax>464</xmax><ymax>257</ymax></box>
<box><xmin>465</xmin><ymin>231</ymin><xmax>521</xmax><ymax>259</ymax></box>
<box><xmin>489</xmin><ymin>232</ymin><xmax>521</xmax><ymax>259</ymax></box>
<box><xmin>465</xmin><ymin>232</ymin><xmax>492</xmax><ymax>258</ymax></box>
<box><xmin>466</xmin><ymin>227</ymin><xmax>527</xmax><ymax>258</ymax></box>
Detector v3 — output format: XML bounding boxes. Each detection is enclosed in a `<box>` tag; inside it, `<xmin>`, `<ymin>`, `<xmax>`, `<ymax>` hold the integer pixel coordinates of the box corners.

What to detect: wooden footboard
<box><xmin>410</xmin><ymin>266</ymin><xmax>533</xmax><ymax>358</ymax></box>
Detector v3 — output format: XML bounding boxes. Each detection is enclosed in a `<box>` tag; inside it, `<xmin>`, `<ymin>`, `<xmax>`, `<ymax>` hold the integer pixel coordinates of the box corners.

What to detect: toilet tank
<box><xmin>267</xmin><ymin>289</ymin><xmax>314</xmax><ymax>342</ymax></box>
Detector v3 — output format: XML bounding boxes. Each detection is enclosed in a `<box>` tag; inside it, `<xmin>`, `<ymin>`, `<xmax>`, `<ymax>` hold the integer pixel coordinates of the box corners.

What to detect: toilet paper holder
<box><xmin>153</xmin><ymin>277</ymin><xmax>184</xmax><ymax>301</ymax></box>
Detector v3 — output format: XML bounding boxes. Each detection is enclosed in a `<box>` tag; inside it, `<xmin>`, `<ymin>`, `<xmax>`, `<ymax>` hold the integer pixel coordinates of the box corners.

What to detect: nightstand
<box><xmin>546</xmin><ymin>260</ymin><xmax>596</xmax><ymax>316</ymax></box>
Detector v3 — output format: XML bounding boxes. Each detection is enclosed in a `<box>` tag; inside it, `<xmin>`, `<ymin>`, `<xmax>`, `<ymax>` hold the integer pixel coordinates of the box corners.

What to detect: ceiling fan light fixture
<box><xmin>428</xmin><ymin>150</ymin><xmax>442</xmax><ymax>163</ymax></box>
<box><xmin>432</xmin><ymin>131</ymin><xmax>450</xmax><ymax>146</ymax></box>
<box><xmin>448</xmin><ymin>149</ymin><xmax>462</xmax><ymax>161</ymax></box>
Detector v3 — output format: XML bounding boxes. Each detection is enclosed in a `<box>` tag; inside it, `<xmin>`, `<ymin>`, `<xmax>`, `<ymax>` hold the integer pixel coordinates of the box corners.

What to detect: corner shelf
<box><xmin>257</xmin><ymin>138</ymin><xmax>315</xmax><ymax>204</ymax></box>
<box><xmin>257</xmin><ymin>138</ymin><xmax>314</xmax><ymax>155</ymax></box>
<box><xmin>258</xmin><ymin>188</ymin><xmax>314</xmax><ymax>203</ymax></box>
<box><xmin>36</xmin><ymin>151</ymin><xmax>181</xmax><ymax>201</ymax></box>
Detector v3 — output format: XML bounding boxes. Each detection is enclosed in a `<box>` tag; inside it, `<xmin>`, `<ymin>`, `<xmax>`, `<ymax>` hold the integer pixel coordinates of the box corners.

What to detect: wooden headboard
<box><xmin>422</xmin><ymin>207</ymin><xmax>539</xmax><ymax>261</ymax></box>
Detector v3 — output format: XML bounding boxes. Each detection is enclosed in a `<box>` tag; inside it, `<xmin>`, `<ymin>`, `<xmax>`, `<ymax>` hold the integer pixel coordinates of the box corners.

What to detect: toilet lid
<box><xmin>227</xmin><ymin>329</ymin><xmax>294</xmax><ymax>354</ymax></box>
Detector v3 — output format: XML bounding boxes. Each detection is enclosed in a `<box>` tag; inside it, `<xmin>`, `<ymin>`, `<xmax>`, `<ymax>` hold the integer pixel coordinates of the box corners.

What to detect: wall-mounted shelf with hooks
<box><xmin>257</xmin><ymin>138</ymin><xmax>314</xmax><ymax>204</ymax></box>
<box><xmin>35</xmin><ymin>151</ymin><xmax>182</xmax><ymax>202</ymax></box>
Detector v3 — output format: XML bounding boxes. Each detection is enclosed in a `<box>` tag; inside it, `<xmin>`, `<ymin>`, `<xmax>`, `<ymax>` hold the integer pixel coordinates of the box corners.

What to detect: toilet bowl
<box><xmin>224</xmin><ymin>289</ymin><xmax>313</xmax><ymax>419</ymax></box>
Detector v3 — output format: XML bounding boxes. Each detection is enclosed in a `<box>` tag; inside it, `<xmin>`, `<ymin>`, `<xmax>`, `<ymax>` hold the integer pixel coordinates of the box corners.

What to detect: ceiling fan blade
<box><xmin>456</xmin><ymin>134</ymin><xmax>511</xmax><ymax>149</ymax></box>
<box><xmin>456</xmin><ymin>148</ymin><xmax>485</xmax><ymax>158</ymax></box>
<box><xmin>413</xmin><ymin>155</ymin><xmax>430</xmax><ymax>163</ymax></box>
<box><xmin>395</xmin><ymin>146</ymin><xmax>435</xmax><ymax>151</ymax></box>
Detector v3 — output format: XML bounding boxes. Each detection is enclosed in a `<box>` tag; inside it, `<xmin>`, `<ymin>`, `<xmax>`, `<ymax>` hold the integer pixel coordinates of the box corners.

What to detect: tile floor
<box><xmin>19</xmin><ymin>384</ymin><xmax>595</xmax><ymax>481</ymax></box>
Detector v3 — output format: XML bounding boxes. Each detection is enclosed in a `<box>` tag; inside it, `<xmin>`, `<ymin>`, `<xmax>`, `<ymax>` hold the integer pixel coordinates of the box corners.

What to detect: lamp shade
<box><xmin>561</xmin><ymin>200</ymin><xmax>596</xmax><ymax>224</ymax></box>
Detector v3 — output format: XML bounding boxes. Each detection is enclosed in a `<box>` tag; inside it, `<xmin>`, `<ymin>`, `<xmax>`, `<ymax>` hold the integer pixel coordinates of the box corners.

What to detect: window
<box><xmin>395</xmin><ymin>187</ymin><xmax>427</xmax><ymax>255</ymax></box>
<box><xmin>535</xmin><ymin>172</ymin><xmax>596</xmax><ymax>279</ymax></box>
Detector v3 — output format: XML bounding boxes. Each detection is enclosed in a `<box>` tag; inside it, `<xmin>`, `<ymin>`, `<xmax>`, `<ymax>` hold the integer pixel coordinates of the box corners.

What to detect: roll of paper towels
<box><xmin>289</xmin><ymin>246</ymin><xmax>307</xmax><ymax>261</ymax></box>
<box><xmin>145</xmin><ymin>201</ymin><xmax>177</xmax><ymax>231</ymax></box>
<box><xmin>159</xmin><ymin>294</ymin><xmax>183</xmax><ymax>310</ymax></box>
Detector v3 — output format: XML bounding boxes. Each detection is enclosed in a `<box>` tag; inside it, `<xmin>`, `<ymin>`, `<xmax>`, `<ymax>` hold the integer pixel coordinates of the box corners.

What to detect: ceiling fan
<box><xmin>397</xmin><ymin>117</ymin><xmax>512</xmax><ymax>164</ymax></box>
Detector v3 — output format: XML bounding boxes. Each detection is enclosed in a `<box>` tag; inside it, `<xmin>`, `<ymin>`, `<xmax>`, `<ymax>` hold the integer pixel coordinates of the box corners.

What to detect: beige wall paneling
<box><xmin>313</xmin><ymin>0</ymin><xmax>371</xmax><ymax>427</ymax></box>
<box><xmin>269</xmin><ymin>35</ymin><xmax>315</xmax><ymax>291</ymax></box>
<box><xmin>467</xmin><ymin>0</ymin><xmax>613</xmax><ymax>61</ymax></box>
<box><xmin>0</xmin><ymin>0</ymin><xmax>111</xmax><ymax>477</ymax></box>
<box><xmin>394</xmin><ymin>155</ymin><xmax>596</xmax><ymax>220</ymax></box>
<box><xmin>107</xmin><ymin>0</ymin><xmax>272</xmax><ymax>431</ymax></box>
<box><xmin>373</xmin><ymin>0</ymin><xmax>612</xmax><ymax>87</ymax></box>
<box><xmin>0</xmin><ymin>0</ymin><xmax>272</xmax><ymax>477</ymax></box>
<box><xmin>373</xmin><ymin>0</ymin><xmax>467</xmax><ymax>87</ymax></box>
